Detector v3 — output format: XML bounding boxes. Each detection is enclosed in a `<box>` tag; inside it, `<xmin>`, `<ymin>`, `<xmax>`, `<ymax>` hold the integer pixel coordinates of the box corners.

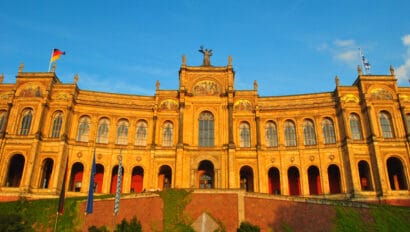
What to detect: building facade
<box><xmin>0</xmin><ymin>54</ymin><xmax>409</xmax><ymax>201</ymax></box>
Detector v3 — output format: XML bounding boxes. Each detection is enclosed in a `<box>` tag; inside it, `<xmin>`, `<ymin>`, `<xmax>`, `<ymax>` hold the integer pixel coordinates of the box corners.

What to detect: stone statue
<box><xmin>335</xmin><ymin>75</ymin><xmax>340</xmax><ymax>86</ymax></box>
<box><xmin>199</xmin><ymin>46</ymin><xmax>212</xmax><ymax>66</ymax></box>
<box><xmin>18</xmin><ymin>63</ymin><xmax>24</xmax><ymax>73</ymax></box>
<box><xmin>74</xmin><ymin>73</ymin><xmax>79</xmax><ymax>84</ymax></box>
<box><xmin>156</xmin><ymin>80</ymin><xmax>160</xmax><ymax>90</ymax></box>
<box><xmin>390</xmin><ymin>65</ymin><xmax>395</xmax><ymax>76</ymax></box>
<box><xmin>182</xmin><ymin>54</ymin><xmax>186</xmax><ymax>66</ymax></box>
<box><xmin>253</xmin><ymin>80</ymin><xmax>258</xmax><ymax>91</ymax></box>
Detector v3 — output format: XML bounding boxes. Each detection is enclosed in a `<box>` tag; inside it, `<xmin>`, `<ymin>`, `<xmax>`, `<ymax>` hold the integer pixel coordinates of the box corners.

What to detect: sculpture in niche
<box><xmin>370</xmin><ymin>88</ymin><xmax>393</xmax><ymax>100</ymax></box>
<box><xmin>193</xmin><ymin>80</ymin><xmax>220</xmax><ymax>96</ymax></box>
<box><xmin>160</xmin><ymin>99</ymin><xmax>178</xmax><ymax>111</ymax></box>
<box><xmin>234</xmin><ymin>100</ymin><xmax>253</xmax><ymax>111</ymax></box>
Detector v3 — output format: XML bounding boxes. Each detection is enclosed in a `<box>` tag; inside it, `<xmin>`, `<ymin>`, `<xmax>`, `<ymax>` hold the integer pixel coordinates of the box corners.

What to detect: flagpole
<box><xmin>113</xmin><ymin>147</ymin><xmax>123</xmax><ymax>229</ymax></box>
<box><xmin>48</xmin><ymin>49</ymin><xmax>54</xmax><ymax>72</ymax></box>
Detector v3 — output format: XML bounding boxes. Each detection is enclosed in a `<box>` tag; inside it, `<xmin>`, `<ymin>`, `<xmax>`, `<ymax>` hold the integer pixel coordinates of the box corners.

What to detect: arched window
<box><xmin>20</xmin><ymin>109</ymin><xmax>33</xmax><ymax>135</ymax></box>
<box><xmin>358</xmin><ymin>161</ymin><xmax>373</xmax><ymax>191</ymax></box>
<box><xmin>380</xmin><ymin>111</ymin><xmax>394</xmax><ymax>138</ymax></box>
<box><xmin>199</xmin><ymin>112</ymin><xmax>214</xmax><ymax>147</ymax></box>
<box><xmin>265</xmin><ymin>121</ymin><xmax>278</xmax><ymax>147</ymax></box>
<box><xmin>284</xmin><ymin>120</ymin><xmax>297</xmax><ymax>146</ymax></box>
<box><xmin>162</xmin><ymin>121</ymin><xmax>173</xmax><ymax>147</ymax></box>
<box><xmin>322</xmin><ymin>118</ymin><xmax>336</xmax><ymax>144</ymax></box>
<box><xmin>135</xmin><ymin>120</ymin><xmax>148</xmax><ymax>146</ymax></box>
<box><xmin>387</xmin><ymin>157</ymin><xmax>408</xmax><ymax>190</ymax></box>
<box><xmin>198</xmin><ymin>160</ymin><xmax>214</xmax><ymax>189</ymax></box>
<box><xmin>0</xmin><ymin>110</ymin><xmax>7</xmax><ymax>131</ymax></box>
<box><xmin>268</xmin><ymin>167</ymin><xmax>280</xmax><ymax>194</ymax></box>
<box><xmin>288</xmin><ymin>166</ymin><xmax>301</xmax><ymax>195</ymax></box>
<box><xmin>69</xmin><ymin>162</ymin><xmax>84</xmax><ymax>192</ymax></box>
<box><xmin>158</xmin><ymin>165</ymin><xmax>172</xmax><ymax>190</ymax></box>
<box><xmin>240</xmin><ymin>166</ymin><xmax>254</xmax><ymax>192</ymax></box>
<box><xmin>116</xmin><ymin>119</ymin><xmax>129</xmax><ymax>145</ymax></box>
<box><xmin>239</xmin><ymin>122</ymin><xmax>251</xmax><ymax>148</ymax></box>
<box><xmin>328</xmin><ymin>165</ymin><xmax>342</xmax><ymax>194</ymax></box>
<box><xmin>50</xmin><ymin>111</ymin><xmax>63</xmax><ymax>138</ymax></box>
<box><xmin>303</xmin><ymin>119</ymin><xmax>316</xmax><ymax>145</ymax></box>
<box><xmin>5</xmin><ymin>154</ymin><xmax>25</xmax><ymax>187</ymax></box>
<box><xmin>96</xmin><ymin>118</ymin><xmax>109</xmax><ymax>144</ymax></box>
<box><xmin>40</xmin><ymin>158</ymin><xmax>53</xmax><ymax>188</ymax></box>
<box><xmin>76</xmin><ymin>116</ymin><xmax>90</xmax><ymax>142</ymax></box>
<box><xmin>308</xmin><ymin>166</ymin><xmax>321</xmax><ymax>195</ymax></box>
<box><xmin>350</xmin><ymin>113</ymin><xmax>363</xmax><ymax>140</ymax></box>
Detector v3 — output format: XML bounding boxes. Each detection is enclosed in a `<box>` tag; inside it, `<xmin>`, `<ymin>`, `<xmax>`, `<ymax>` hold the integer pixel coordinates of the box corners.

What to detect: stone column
<box><xmin>0</xmin><ymin>103</ymin><xmax>12</xmax><ymax>138</ymax></box>
<box><xmin>178</xmin><ymin>102</ymin><xmax>184</xmax><ymax>146</ymax></box>
<box><xmin>255</xmin><ymin>116</ymin><xmax>261</xmax><ymax>149</ymax></box>
<box><xmin>228</xmin><ymin>103</ymin><xmax>234</xmax><ymax>147</ymax></box>
<box><xmin>151</xmin><ymin>116</ymin><xmax>157</xmax><ymax>148</ymax></box>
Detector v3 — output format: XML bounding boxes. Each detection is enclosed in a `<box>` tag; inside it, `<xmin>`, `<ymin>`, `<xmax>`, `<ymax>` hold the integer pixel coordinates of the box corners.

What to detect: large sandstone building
<box><xmin>0</xmin><ymin>52</ymin><xmax>409</xmax><ymax>202</ymax></box>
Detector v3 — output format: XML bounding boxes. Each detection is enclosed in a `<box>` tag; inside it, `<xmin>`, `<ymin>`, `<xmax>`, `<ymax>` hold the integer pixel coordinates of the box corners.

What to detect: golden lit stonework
<box><xmin>0</xmin><ymin>52</ymin><xmax>409</xmax><ymax>203</ymax></box>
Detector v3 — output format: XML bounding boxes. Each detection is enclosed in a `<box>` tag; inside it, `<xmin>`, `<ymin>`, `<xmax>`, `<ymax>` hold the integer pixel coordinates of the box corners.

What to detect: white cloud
<box><xmin>403</xmin><ymin>34</ymin><xmax>410</xmax><ymax>46</ymax></box>
<box><xmin>317</xmin><ymin>39</ymin><xmax>361</xmax><ymax>66</ymax></box>
<box><xmin>335</xmin><ymin>50</ymin><xmax>357</xmax><ymax>63</ymax></box>
<box><xmin>334</xmin><ymin>39</ymin><xmax>355</xmax><ymax>48</ymax></box>
<box><xmin>396</xmin><ymin>34</ymin><xmax>410</xmax><ymax>82</ymax></box>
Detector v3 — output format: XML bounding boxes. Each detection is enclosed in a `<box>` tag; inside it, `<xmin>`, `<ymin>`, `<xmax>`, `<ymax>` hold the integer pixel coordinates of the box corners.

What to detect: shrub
<box><xmin>237</xmin><ymin>221</ymin><xmax>260</xmax><ymax>232</ymax></box>
<box><xmin>115</xmin><ymin>216</ymin><xmax>142</xmax><ymax>232</ymax></box>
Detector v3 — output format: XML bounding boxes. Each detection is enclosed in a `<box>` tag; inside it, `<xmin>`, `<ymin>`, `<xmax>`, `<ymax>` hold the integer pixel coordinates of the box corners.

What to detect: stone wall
<box><xmin>79</xmin><ymin>190</ymin><xmax>410</xmax><ymax>232</ymax></box>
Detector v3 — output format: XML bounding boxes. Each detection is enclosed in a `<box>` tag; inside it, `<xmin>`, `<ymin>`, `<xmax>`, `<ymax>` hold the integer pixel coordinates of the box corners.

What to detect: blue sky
<box><xmin>1</xmin><ymin>0</ymin><xmax>410</xmax><ymax>96</ymax></box>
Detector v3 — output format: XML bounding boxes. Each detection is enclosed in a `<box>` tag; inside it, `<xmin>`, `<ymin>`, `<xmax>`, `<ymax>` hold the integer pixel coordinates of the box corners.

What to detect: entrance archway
<box><xmin>240</xmin><ymin>166</ymin><xmax>254</xmax><ymax>192</ymax></box>
<box><xmin>288</xmin><ymin>166</ymin><xmax>300</xmax><ymax>195</ymax></box>
<box><xmin>268</xmin><ymin>167</ymin><xmax>280</xmax><ymax>194</ymax></box>
<box><xmin>198</xmin><ymin>160</ymin><xmax>214</xmax><ymax>189</ymax></box>
<box><xmin>328</xmin><ymin>164</ymin><xmax>341</xmax><ymax>194</ymax></box>
<box><xmin>308</xmin><ymin>166</ymin><xmax>321</xmax><ymax>195</ymax></box>
<box><xmin>358</xmin><ymin>161</ymin><xmax>373</xmax><ymax>191</ymax></box>
<box><xmin>5</xmin><ymin>154</ymin><xmax>25</xmax><ymax>187</ymax></box>
<box><xmin>40</xmin><ymin>158</ymin><xmax>53</xmax><ymax>188</ymax></box>
<box><xmin>158</xmin><ymin>165</ymin><xmax>172</xmax><ymax>190</ymax></box>
<box><xmin>69</xmin><ymin>162</ymin><xmax>84</xmax><ymax>192</ymax></box>
<box><xmin>110</xmin><ymin>165</ymin><xmax>124</xmax><ymax>194</ymax></box>
<box><xmin>387</xmin><ymin>157</ymin><xmax>408</xmax><ymax>190</ymax></box>
<box><xmin>95</xmin><ymin>164</ymin><xmax>104</xmax><ymax>193</ymax></box>
<box><xmin>131</xmin><ymin>166</ymin><xmax>144</xmax><ymax>192</ymax></box>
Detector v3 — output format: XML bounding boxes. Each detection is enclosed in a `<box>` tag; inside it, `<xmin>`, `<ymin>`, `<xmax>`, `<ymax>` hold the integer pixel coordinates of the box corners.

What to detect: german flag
<box><xmin>50</xmin><ymin>48</ymin><xmax>65</xmax><ymax>63</ymax></box>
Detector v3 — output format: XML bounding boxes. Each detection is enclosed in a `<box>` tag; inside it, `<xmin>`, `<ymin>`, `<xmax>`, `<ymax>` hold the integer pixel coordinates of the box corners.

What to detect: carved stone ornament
<box><xmin>19</xmin><ymin>83</ymin><xmax>42</xmax><ymax>97</ymax></box>
<box><xmin>400</xmin><ymin>94</ymin><xmax>410</xmax><ymax>102</ymax></box>
<box><xmin>341</xmin><ymin>94</ymin><xmax>359</xmax><ymax>103</ymax></box>
<box><xmin>370</xmin><ymin>88</ymin><xmax>393</xmax><ymax>100</ymax></box>
<box><xmin>136</xmin><ymin>156</ymin><xmax>142</xmax><ymax>162</ymax></box>
<box><xmin>309</xmin><ymin>156</ymin><xmax>315</xmax><ymax>161</ymax></box>
<box><xmin>193</xmin><ymin>80</ymin><xmax>220</xmax><ymax>96</ymax></box>
<box><xmin>271</xmin><ymin>158</ymin><xmax>275</xmax><ymax>163</ymax></box>
<box><xmin>77</xmin><ymin>152</ymin><xmax>83</xmax><ymax>158</ymax></box>
<box><xmin>290</xmin><ymin>157</ymin><xmax>295</xmax><ymax>163</ymax></box>
<box><xmin>97</xmin><ymin>154</ymin><xmax>103</xmax><ymax>160</ymax></box>
<box><xmin>234</xmin><ymin>100</ymin><xmax>253</xmax><ymax>112</ymax></box>
<box><xmin>159</xmin><ymin>99</ymin><xmax>178</xmax><ymax>111</ymax></box>
<box><xmin>329</xmin><ymin>154</ymin><xmax>335</xmax><ymax>160</ymax></box>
